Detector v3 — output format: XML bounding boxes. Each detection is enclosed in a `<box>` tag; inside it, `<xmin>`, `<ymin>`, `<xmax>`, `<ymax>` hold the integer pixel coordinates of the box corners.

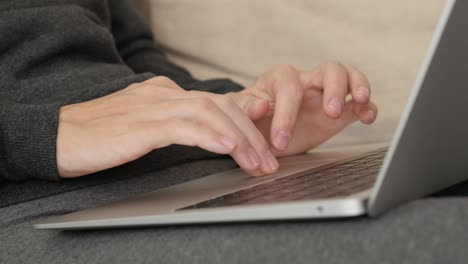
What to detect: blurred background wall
<box><xmin>134</xmin><ymin>0</ymin><xmax>446</xmax><ymax>148</ymax></box>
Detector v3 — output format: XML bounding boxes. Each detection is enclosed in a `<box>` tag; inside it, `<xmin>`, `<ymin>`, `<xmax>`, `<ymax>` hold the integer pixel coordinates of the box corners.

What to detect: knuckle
<box><xmin>138</xmin><ymin>84</ymin><xmax>161</xmax><ymax>95</ymax></box>
<box><xmin>148</xmin><ymin>76</ymin><xmax>183</xmax><ymax>90</ymax></box>
<box><xmin>285</xmin><ymin>82</ymin><xmax>303</xmax><ymax>98</ymax></box>
<box><xmin>195</xmin><ymin>97</ymin><xmax>216</xmax><ymax>112</ymax></box>
<box><xmin>152</xmin><ymin>76</ymin><xmax>172</xmax><ymax>84</ymax></box>
<box><xmin>226</xmin><ymin>130</ymin><xmax>246</xmax><ymax>146</ymax></box>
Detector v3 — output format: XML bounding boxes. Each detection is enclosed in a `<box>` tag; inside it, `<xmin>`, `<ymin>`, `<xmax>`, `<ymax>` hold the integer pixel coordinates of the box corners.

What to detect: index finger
<box><xmin>269</xmin><ymin>66</ymin><xmax>304</xmax><ymax>151</ymax></box>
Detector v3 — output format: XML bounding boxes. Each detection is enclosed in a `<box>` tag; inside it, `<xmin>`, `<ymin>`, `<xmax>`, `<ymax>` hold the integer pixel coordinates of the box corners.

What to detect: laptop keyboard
<box><xmin>181</xmin><ymin>148</ymin><xmax>387</xmax><ymax>210</ymax></box>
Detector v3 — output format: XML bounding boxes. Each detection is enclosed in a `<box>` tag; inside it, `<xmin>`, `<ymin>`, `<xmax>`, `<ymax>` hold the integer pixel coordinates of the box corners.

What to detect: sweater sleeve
<box><xmin>109</xmin><ymin>0</ymin><xmax>245</xmax><ymax>94</ymax></box>
<box><xmin>0</xmin><ymin>2</ymin><xmax>153</xmax><ymax>181</ymax></box>
<box><xmin>0</xmin><ymin>0</ymin><xmax>243</xmax><ymax>182</ymax></box>
<box><xmin>0</xmin><ymin>102</ymin><xmax>62</xmax><ymax>181</ymax></box>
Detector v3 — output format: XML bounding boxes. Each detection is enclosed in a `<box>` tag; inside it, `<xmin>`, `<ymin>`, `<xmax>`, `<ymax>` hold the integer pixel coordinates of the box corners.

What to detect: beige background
<box><xmin>136</xmin><ymin>0</ymin><xmax>446</xmax><ymax>148</ymax></box>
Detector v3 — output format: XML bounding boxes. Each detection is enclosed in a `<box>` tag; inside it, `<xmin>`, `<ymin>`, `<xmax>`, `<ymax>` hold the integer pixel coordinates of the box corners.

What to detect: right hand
<box><xmin>56</xmin><ymin>76</ymin><xmax>279</xmax><ymax>178</ymax></box>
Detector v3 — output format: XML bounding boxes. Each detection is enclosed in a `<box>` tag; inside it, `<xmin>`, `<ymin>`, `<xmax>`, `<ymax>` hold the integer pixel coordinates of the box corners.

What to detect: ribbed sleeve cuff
<box><xmin>0</xmin><ymin>103</ymin><xmax>61</xmax><ymax>181</ymax></box>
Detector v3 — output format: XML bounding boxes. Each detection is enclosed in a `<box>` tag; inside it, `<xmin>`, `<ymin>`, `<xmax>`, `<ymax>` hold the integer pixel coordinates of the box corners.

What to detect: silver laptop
<box><xmin>36</xmin><ymin>0</ymin><xmax>468</xmax><ymax>230</ymax></box>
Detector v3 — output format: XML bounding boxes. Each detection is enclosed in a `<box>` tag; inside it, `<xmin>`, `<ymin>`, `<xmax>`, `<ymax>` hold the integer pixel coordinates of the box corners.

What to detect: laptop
<box><xmin>35</xmin><ymin>0</ymin><xmax>468</xmax><ymax>230</ymax></box>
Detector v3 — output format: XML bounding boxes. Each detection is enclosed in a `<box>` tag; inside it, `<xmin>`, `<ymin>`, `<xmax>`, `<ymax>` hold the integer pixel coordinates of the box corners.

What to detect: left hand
<box><xmin>229</xmin><ymin>62</ymin><xmax>378</xmax><ymax>157</ymax></box>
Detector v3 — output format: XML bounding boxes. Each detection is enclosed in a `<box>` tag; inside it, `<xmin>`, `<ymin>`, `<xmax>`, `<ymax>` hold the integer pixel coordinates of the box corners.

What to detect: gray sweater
<box><xmin>0</xmin><ymin>0</ymin><xmax>243</xmax><ymax>184</ymax></box>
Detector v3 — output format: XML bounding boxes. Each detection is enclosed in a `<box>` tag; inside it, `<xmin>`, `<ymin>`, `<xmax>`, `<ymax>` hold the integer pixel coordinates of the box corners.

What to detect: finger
<box><xmin>321</xmin><ymin>62</ymin><xmax>349</xmax><ymax>119</ymax></box>
<box><xmin>345</xmin><ymin>65</ymin><xmax>371</xmax><ymax>105</ymax></box>
<box><xmin>138</xmin><ymin>119</ymin><xmax>236</xmax><ymax>155</ymax></box>
<box><xmin>248</xmin><ymin>99</ymin><xmax>271</xmax><ymax>120</ymax></box>
<box><xmin>314</xmin><ymin>100</ymin><xmax>360</xmax><ymax>136</ymax></box>
<box><xmin>178</xmin><ymin>98</ymin><xmax>265</xmax><ymax>174</ymax></box>
<box><xmin>337</xmin><ymin>100</ymin><xmax>378</xmax><ymax>129</ymax></box>
<box><xmin>339</xmin><ymin>101</ymin><xmax>361</xmax><ymax>127</ymax></box>
<box><xmin>269</xmin><ymin>66</ymin><xmax>304</xmax><ymax>152</ymax></box>
<box><xmin>214</xmin><ymin>95</ymin><xmax>279</xmax><ymax>175</ymax></box>
<box><xmin>177</xmin><ymin>92</ymin><xmax>279</xmax><ymax>175</ymax></box>
<box><xmin>138</xmin><ymin>97</ymin><xmax>262</xmax><ymax>173</ymax></box>
<box><xmin>227</xmin><ymin>92</ymin><xmax>271</xmax><ymax>121</ymax></box>
<box><xmin>356</xmin><ymin>101</ymin><xmax>378</xmax><ymax>124</ymax></box>
<box><xmin>164</xmin><ymin>121</ymin><xmax>237</xmax><ymax>154</ymax></box>
<box><xmin>135</xmin><ymin>119</ymin><xmax>269</xmax><ymax>177</ymax></box>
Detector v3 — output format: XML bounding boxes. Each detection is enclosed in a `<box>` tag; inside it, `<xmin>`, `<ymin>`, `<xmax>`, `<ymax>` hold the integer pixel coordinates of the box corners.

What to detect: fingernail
<box><xmin>247</xmin><ymin>148</ymin><xmax>261</xmax><ymax>168</ymax></box>
<box><xmin>364</xmin><ymin>110</ymin><xmax>374</xmax><ymax>123</ymax></box>
<box><xmin>328</xmin><ymin>96</ymin><xmax>343</xmax><ymax>115</ymax></box>
<box><xmin>265</xmin><ymin>151</ymin><xmax>279</xmax><ymax>172</ymax></box>
<box><xmin>357</xmin><ymin>86</ymin><xmax>369</xmax><ymax>98</ymax></box>
<box><xmin>220</xmin><ymin>136</ymin><xmax>236</xmax><ymax>151</ymax></box>
<box><xmin>274</xmin><ymin>130</ymin><xmax>290</xmax><ymax>150</ymax></box>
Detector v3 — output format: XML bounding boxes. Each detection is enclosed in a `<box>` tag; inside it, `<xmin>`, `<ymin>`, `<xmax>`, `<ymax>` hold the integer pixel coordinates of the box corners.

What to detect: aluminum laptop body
<box><xmin>35</xmin><ymin>0</ymin><xmax>468</xmax><ymax>230</ymax></box>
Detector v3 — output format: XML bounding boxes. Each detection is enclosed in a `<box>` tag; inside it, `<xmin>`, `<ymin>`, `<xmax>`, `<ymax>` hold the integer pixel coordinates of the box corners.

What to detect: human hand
<box><xmin>57</xmin><ymin>77</ymin><xmax>279</xmax><ymax>178</ymax></box>
<box><xmin>229</xmin><ymin>63</ymin><xmax>378</xmax><ymax>156</ymax></box>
